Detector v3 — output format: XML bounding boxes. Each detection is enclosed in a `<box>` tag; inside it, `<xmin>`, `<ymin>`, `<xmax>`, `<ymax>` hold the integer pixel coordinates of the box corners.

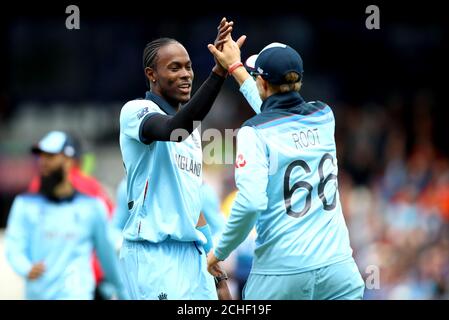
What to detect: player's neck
<box><xmin>166</xmin><ymin>98</ymin><xmax>181</xmax><ymax>111</ymax></box>
<box><xmin>265</xmin><ymin>87</ymin><xmax>279</xmax><ymax>99</ymax></box>
<box><xmin>151</xmin><ymin>90</ymin><xmax>181</xmax><ymax>111</ymax></box>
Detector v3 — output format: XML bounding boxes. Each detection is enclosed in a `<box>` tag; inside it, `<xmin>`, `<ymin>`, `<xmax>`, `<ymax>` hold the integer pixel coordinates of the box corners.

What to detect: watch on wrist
<box><xmin>214</xmin><ymin>271</ymin><xmax>228</xmax><ymax>285</ymax></box>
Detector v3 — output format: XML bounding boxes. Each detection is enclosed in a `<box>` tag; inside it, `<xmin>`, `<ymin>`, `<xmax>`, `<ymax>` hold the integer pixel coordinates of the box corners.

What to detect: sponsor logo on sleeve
<box><xmin>137</xmin><ymin>107</ymin><xmax>149</xmax><ymax>120</ymax></box>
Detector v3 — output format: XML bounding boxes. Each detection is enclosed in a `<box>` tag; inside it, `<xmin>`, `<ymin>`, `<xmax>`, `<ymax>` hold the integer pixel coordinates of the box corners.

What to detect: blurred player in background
<box><xmin>118</xmin><ymin>18</ymin><xmax>236</xmax><ymax>300</ymax></box>
<box><xmin>27</xmin><ymin>132</ymin><xmax>116</xmax><ymax>300</ymax></box>
<box><xmin>4</xmin><ymin>131</ymin><xmax>127</xmax><ymax>299</ymax></box>
<box><xmin>207</xmin><ymin>36</ymin><xmax>365</xmax><ymax>299</ymax></box>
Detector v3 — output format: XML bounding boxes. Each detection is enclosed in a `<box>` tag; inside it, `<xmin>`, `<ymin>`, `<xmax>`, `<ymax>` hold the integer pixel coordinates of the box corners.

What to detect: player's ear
<box><xmin>262</xmin><ymin>78</ymin><xmax>269</xmax><ymax>93</ymax></box>
<box><xmin>145</xmin><ymin>67</ymin><xmax>156</xmax><ymax>83</ymax></box>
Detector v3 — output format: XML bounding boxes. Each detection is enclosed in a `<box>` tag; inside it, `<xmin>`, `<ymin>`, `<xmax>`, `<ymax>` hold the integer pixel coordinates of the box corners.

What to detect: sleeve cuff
<box><xmin>239</xmin><ymin>77</ymin><xmax>254</xmax><ymax>92</ymax></box>
<box><xmin>138</xmin><ymin>112</ymin><xmax>160</xmax><ymax>145</ymax></box>
<box><xmin>214</xmin><ymin>247</ymin><xmax>229</xmax><ymax>261</ymax></box>
<box><xmin>196</xmin><ymin>224</ymin><xmax>213</xmax><ymax>254</ymax></box>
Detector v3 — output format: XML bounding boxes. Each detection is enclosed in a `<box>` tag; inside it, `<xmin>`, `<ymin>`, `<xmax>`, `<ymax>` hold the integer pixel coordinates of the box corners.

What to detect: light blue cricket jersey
<box><xmin>5</xmin><ymin>193</ymin><xmax>126</xmax><ymax>299</ymax></box>
<box><xmin>119</xmin><ymin>92</ymin><xmax>206</xmax><ymax>245</ymax></box>
<box><xmin>201</xmin><ymin>183</ymin><xmax>225</xmax><ymax>239</ymax></box>
<box><xmin>215</xmin><ymin>78</ymin><xmax>353</xmax><ymax>275</ymax></box>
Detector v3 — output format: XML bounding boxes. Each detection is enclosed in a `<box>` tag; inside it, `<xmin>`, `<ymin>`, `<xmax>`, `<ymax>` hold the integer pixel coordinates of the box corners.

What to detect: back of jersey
<box><xmin>250</xmin><ymin>101</ymin><xmax>353</xmax><ymax>275</ymax></box>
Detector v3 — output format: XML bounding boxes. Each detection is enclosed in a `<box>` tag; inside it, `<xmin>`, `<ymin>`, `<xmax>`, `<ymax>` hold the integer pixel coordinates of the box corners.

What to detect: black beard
<box><xmin>39</xmin><ymin>166</ymin><xmax>65</xmax><ymax>198</ymax></box>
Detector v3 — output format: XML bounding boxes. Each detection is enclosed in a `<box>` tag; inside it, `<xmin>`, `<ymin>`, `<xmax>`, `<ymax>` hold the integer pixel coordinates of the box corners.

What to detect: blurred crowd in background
<box><xmin>0</xmin><ymin>1</ymin><xmax>447</xmax><ymax>299</ymax></box>
<box><xmin>335</xmin><ymin>95</ymin><xmax>449</xmax><ymax>299</ymax></box>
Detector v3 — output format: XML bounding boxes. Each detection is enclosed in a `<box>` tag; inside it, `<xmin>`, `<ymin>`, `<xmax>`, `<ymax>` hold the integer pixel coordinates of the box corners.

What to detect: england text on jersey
<box><xmin>174</xmin><ymin>153</ymin><xmax>202</xmax><ymax>177</ymax></box>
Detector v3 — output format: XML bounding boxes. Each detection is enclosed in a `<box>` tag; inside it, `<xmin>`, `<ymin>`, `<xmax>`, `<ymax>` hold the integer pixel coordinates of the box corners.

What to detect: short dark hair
<box><xmin>143</xmin><ymin>38</ymin><xmax>179</xmax><ymax>88</ymax></box>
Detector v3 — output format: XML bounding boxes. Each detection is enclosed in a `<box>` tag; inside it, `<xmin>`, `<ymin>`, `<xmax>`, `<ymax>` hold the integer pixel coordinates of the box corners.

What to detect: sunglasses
<box><xmin>250</xmin><ymin>70</ymin><xmax>268</xmax><ymax>80</ymax></box>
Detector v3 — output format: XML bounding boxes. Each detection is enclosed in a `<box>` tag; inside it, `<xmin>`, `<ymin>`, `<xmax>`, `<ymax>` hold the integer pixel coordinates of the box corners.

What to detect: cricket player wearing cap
<box><xmin>5</xmin><ymin>131</ymin><xmax>127</xmax><ymax>299</ymax></box>
<box><xmin>207</xmin><ymin>39</ymin><xmax>365</xmax><ymax>299</ymax></box>
<box><xmin>26</xmin><ymin>132</ymin><xmax>117</xmax><ymax>299</ymax></box>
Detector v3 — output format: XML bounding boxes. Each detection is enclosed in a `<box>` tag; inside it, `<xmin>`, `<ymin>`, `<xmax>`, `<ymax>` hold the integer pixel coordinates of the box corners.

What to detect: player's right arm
<box><xmin>208</xmin><ymin>35</ymin><xmax>262</xmax><ymax>114</ymax></box>
<box><xmin>4</xmin><ymin>196</ymin><xmax>41</xmax><ymax>279</ymax></box>
<box><xmin>213</xmin><ymin>126</ymin><xmax>269</xmax><ymax>261</ymax></box>
<box><xmin>238</xmin><ymin>76</ymin><xmax>262</xmax><ymax>114</ymax></box>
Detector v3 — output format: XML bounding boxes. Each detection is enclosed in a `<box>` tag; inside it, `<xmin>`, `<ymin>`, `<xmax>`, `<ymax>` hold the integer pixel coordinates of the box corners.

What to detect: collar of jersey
<box><xmin>260</xmin><ymin>91</ymin><xmax>305</xmax><ymax>112</ymax></box>
<box><xmin>41</xmin><ymin>190</ymin><xmax>78</xmax><ymax>203</ymax></box>
<box><xmin>145</xmin><ymin>91</ymin><xmax>177</xmax><ymax>116</ymax></box>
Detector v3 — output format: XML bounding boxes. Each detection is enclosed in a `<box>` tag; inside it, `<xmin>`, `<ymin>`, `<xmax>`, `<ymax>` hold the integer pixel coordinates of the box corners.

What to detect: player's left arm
<box><xmin>196</xmin><ymin>212</ymin><xmax>214</xmax><ymax>254</ymax></box>
<box><xmin>208</xmin><ymin>126</ymin><xmax>268</xmax><ymax>275</ymax></box>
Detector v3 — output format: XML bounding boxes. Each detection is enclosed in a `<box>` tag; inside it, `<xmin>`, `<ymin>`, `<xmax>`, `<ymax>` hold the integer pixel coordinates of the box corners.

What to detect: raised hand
<box><xmin>208</xmin><ymin>34</ymin><xmax>247</xmax><ymax>71</ymax></box>
<box><xmin>212</xmin><ymin>17</ymin><xmax>234</xmax><ymax>77</ymax></box>
<box><xmin>215</xmin><ymin>17</ymin><xmax>233</xmax><ymax>49</ymax></box>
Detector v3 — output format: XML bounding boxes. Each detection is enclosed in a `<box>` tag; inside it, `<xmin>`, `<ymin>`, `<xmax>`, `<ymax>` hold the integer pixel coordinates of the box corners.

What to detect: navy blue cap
<box><xmin>31</xmin><ymin>131</ymin><xmax>80</xmax><ymax>159</ymax></box>
<box><xmin>245</xmin><ymin>42</ymin><xmax>303</xmax><ymax>85</ymax></box>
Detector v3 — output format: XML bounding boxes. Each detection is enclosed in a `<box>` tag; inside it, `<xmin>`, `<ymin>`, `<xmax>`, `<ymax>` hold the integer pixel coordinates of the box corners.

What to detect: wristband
<box><xmin>228</xmin><ymin>61</ymin><xmax>243</xmax><ymax>74</ymax></box>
